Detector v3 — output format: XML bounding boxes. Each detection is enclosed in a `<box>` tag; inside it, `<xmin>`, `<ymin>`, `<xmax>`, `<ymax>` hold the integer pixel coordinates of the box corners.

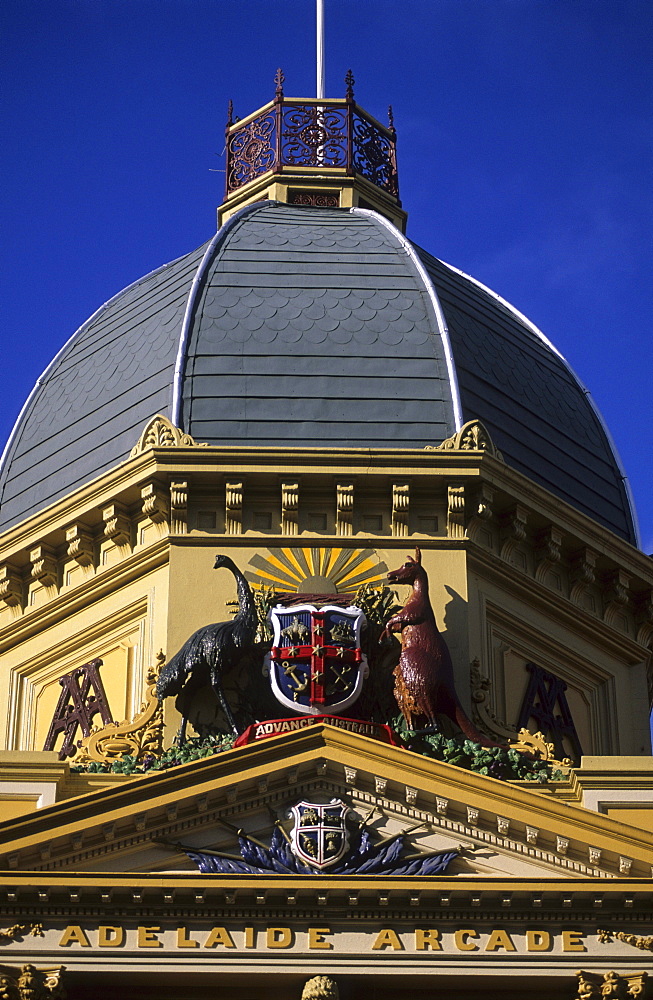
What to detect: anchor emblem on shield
<box><xmin>267</xmin><ymin>603</ymin><xmax>368</xmax><ymax>715</ymax></box>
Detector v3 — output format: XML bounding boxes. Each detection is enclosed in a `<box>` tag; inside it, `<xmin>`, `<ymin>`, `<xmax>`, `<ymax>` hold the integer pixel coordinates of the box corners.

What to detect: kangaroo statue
<box><xmin>380</xmin><ymin>548</ymin><xmax>502</xmax><ymax>747</ymax></box>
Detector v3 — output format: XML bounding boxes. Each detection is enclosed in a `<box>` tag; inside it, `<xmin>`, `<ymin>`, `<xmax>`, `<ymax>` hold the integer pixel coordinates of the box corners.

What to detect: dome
<box><xmin>0</xmin><ymin>201</ymin><xmax>636</xmax><ymax>544</ymax></box>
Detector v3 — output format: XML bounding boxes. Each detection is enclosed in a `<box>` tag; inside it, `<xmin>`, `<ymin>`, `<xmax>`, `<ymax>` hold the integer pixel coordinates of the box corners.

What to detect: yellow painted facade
<box><xmin>0</xmin><ymin>91</ymin><xmax>651</xmax><ymax>1000</ymax></box>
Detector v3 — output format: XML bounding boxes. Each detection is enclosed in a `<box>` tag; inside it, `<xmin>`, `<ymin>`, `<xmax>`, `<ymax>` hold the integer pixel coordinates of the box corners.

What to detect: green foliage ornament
<box><xmin>396</xmin><ymin>721</ymin><xmax>565</xmax><ymax>782</ymax></box>
<box><xmin>70</xmin><ymin>734</ymin><xmax>235</xmax><ymax>775</ymax></box>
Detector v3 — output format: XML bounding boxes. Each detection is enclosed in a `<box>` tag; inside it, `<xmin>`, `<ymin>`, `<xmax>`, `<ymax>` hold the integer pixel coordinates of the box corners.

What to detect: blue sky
<box><xmin>1</xmin><ymin>0</ymin><xmax>651</xmax><ymax>549</ymax></box>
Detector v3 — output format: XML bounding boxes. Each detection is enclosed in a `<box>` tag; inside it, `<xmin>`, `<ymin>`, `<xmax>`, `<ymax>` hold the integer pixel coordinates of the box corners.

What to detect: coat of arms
<box><xmin>290</xmin><ymin>799</ymin><xmax>351</xmax><ymax>870</ymax></box>
<box><xmin>267</xmin><ymin>603</ymin><xmax>368</xmax><ymax>715</ymax></box>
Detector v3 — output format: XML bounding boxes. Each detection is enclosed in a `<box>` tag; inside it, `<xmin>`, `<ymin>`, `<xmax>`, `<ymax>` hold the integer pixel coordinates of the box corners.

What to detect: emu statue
<box><xmin>381</xmin><ymin>548</ymin><xmax>502</xmax><ymax>747</ymax></box>
<box><xmin>156</xmin><ymin>554</ymin><xmax>257</xmax><ymax>742</ymax></box>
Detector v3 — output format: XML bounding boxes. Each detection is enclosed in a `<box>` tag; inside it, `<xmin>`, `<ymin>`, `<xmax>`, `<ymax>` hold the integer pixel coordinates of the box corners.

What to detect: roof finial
<box><xmin>345</xmin><ymin>69</ymin><xmax>355</xmax><ymax>100</ymax></box>
<box><xmin>387</xmin><ymin>105</ymin><xmax>395</xmax><ymax>134</ymax></box>
<box><xmin>275</xmin><ymin>68</ymin><xmax>285</xmax><ymax>99</ymax></box>
<box><xmin>226</xmin><ymin>100</ymin><xmax>234</xmax><ymax>128</ymax></box>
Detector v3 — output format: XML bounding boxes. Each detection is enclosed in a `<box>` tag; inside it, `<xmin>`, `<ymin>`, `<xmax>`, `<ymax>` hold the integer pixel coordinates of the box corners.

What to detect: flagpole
<box><xmin>316</xmin><ymin>0</ymin><xmax>325</xmax><ymax>99</ymax></box>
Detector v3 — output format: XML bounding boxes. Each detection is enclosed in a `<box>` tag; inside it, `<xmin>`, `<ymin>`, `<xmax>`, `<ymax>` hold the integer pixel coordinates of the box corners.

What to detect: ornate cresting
<box><xmin>220</xmin><ymin>71</ymin><xmax>404</xmax><ymax>229</ymax></box>
<box><xmin>129</xmin><ymin>414</ymin><xmax>206</xmax><ymax>456</ymax></box>
<box><xmin>73</xmin><ymin>653</ymin><xmax>164</xmax><ymax>765</ymax></box>
<box><xmin>226</xmin><ymin>70</ymin><xmax>398</xmax><ymax>198</ymax></box>
<box><xmin>429</xmin><ymin>419</ymin><xmax>504</xmax><ymax>460</ymax></box>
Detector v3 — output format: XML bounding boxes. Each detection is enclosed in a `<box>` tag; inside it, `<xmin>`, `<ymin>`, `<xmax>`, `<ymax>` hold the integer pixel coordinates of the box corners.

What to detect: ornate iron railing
<box><xmin>225</xmin><ymin>71</ymin><xmax>399</xmax><ymax>200</ymax></box>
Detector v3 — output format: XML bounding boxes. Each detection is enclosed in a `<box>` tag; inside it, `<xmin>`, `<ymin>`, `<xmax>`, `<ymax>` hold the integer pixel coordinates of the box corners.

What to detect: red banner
<box><xmin>235</xmin><ymin>715</ymin><xmax>401</xmax><ymax>747</ymax></box>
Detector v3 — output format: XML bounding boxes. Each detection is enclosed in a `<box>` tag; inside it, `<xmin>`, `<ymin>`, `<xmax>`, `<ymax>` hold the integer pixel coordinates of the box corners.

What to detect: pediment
<box><xmin>1</xmin><ymin>725</ymin><xmax>651</xmax><ymax>881</ymax></box>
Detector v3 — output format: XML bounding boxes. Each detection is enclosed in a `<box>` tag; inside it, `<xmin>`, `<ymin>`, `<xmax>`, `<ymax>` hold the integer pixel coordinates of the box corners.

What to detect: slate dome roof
<box><xmin>0</xmin><ymin>201</ymin><xmax>637</xmax><ymax>544</ymax></box>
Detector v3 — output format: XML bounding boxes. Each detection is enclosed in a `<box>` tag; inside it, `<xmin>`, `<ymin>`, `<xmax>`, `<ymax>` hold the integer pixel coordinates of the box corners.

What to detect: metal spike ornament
<box><xmin>275</xmin><ymin>67</ymin><xmax>285</xmax><ymax>99</ymax></box>
<box><xmin>345</xmin><ymin>69</ymin><xmax>355</xmax><ymax>100</ymax></box>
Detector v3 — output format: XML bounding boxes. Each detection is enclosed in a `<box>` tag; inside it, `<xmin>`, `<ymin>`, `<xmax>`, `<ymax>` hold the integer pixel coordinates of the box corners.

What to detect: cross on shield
<box><xmin>267</xmin><ymin>603</ymin><xmax>368</xmax><ymax>715</ymax></box>
<box><xmin>290</xmin><ymin>799</ymin><xmax>351</xmax><ymax>870</ymax></box>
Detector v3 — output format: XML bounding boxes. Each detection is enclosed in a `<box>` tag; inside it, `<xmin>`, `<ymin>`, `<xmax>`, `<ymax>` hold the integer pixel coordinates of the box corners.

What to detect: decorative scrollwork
<box><xmin>508</xmin><ymin>728</ymin><xmax>572</xmax><ymax>769</ymax></box>
<box><xmin>225</xmin><ymin>95</ymin><xmax>399</xmax><ymax>198</ymax></box>
<box><xmin>598</xmin><ymin>929</ymin><xmax>653</xmax><ymax>952</ymax></box>
<box><xmin>0</xmin><ymin>964</ymin><xmax>65</xmax><ymax>1000</ymax></box>
<box><xmin>282</xmin><ymin>105</ymin><xmax>348</xmax><ymax>168</ymax></box>
<box><xmin>352</xmin><ymin>112</ymin><xmax>397</xmax><ymax>195</ymax></box>
<box><xmin>227</xmin><ymin>111</ymin><xmax>276</xmax><ymax>190</ymax></box>
<box><xmin>288</xmin><ymin>191</ymin><xmax>339</xmax><ymax>207</ymax></box>
<box><xmin>130</xmin><ymin>415</ymin><xmax>206</xmax><ymax>456</ymax></box>
<box><xmin>72</xmin><ymin>653</ymin><xmax>165</xmax><ymax>765</ymax></box>
<box><xmin>429</xmin><ymin>419</ymin><xmax>503</xmax><ymax>459</ymax></box>
<box><xmin>0</xmin><ymin>925</ymin><xmax>43</xmax><ymax>945</ymax></box>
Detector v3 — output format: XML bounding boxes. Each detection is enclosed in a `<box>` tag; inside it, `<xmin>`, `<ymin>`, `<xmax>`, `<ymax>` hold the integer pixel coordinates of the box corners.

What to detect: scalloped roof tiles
<box><xmin>181</xmin><ymin>206</ymin><xmax>454</xmax><ymax>448</ymax></box>
<box><xmin>0</xmin><ymin>203</ymin><xmax>636</xmax><ymax>544</ymax></box>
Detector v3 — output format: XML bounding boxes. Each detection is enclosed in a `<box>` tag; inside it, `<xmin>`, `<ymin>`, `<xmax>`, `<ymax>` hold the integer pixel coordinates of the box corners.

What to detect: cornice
<box><xmin>0</xmin><ymin>727</ymin><xmax>651</xmax><ymax>876</ymax></box>
<box><xmin>0</xmin><ymin>446</ymin><xmax>650</xmax><ymax>582</ymax></box>
<box><xmin>0</xmin><ymin>540</ymin><xmax>166</xmax><ymax>654</ymax></box>
<box><xmin>469</xmin><ymin>544</ymin><xmax>649</xmax><ymax>662</ymax></box>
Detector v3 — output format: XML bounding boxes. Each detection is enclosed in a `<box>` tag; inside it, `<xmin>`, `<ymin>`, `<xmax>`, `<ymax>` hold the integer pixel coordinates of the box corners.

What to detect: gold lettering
<box><xmin>455</xmin><ymin>929</ymin><xmax>479</xmax><ymax>951</ymax></box>
<box><xmin>562</xmin><ymin>930</ymin><xmax>585</xmax><ymax>952</ymax></box>
<box><xmin>485</xmin><ymin>929</ymin><xmax>516</xmax><ymax>952</ymax></box>
<box><xmin>415</xmin><ymin>929</ymin><xmax>441</xmax><ymax>951</ymax></box>
<box><xmin>59</xmin><ymin>925</ymin><xmax>91</xmax><ymax>947</ymax></box>
<box><xmin>244</xmin><ymin>926</ymin><xmax>255</xmax><ymax>948</ymax></box>
<box><xmin>204</xmin><ymin>927</ymin><xmax>236</xmax><ymax>949</ymax></box>
<box><xmin>527</xmin><ymin>930</ymin><xmax>551</xmax><ymax>952</ymax></box>
<box><xmin>176</xmin><ymin>926</ymin><xmax>198</xmax><ymax>948</ymax></box>
<box><xmin>267</xmin><ymin>927</ymin><xmax>294</xmax><ymax>949</ymax></box>
<box><xmin>98</xmin><ymin>926</ymin><xmax>124</xmax><ymax>948</ymax></box>
<box><xmin>371</xmin><ymin>929</ymin><xmax>403</xmax><ymax>951</ymax></box>
<box><xmin>308</xmin><ymin>927</ymin><xmax>333</xmax><ymax>950</ymax></box>
<box><xmin>138</xmin><ymin>925</ymin><xmax>163</xmax><ymax>948</ymax></box>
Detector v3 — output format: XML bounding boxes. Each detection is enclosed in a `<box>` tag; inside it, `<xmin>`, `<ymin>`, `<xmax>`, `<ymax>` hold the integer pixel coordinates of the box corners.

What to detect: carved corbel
<box><xmin>0</xmin><ymin>963</ymin><xmax>66</xmax><ymax>1000</ymax></box>
<box><xmin>635</xmin><ymin>589</ymin><xmax>653</xmax><ymax>649</ymax></box>
<box><xmin>281</xmin><ymin>482</ymin><xmax>299</xmax><ymax>535</ymax></box>
<box><xmin>570</xmin><ymin>547</ymin><xmax>598</xmax><ymax>607</ymax></box>
<box><xmin>0</xmin><ymin>563</ymin><xmax>23</xmax><ymax>609</ymax></box>
<box><xmin>140</xmin><ymin>483</ymin><xmax>169</xmax><ymax>525</ymax></box>
<box><xmin>225</xmin><ymin>481</ymin><xmax>243</xmax><ymax>535</ymax></box>
<box><xmin>170</xmin><ymin>480</ymin><xmax>189</xmax><ymax>535</ymax></box>
<box><xmin>336</xmin><ymin>482</ymin><xmax>354</xmax><ymax>537</ymax></box>
<box><xmin>499</xmin><ymin>504</ymin><xmax>528</xmax><ymax>563</ymax></box>
<box><xmin>447</xmin><ymin>484</ymin><xmax>465</xmax><ymax>539</ymax></box>
<box><xmin>573</xmin><ymin>969</ymin><xmax>649</xmax><ymax>1000</ymax></box>
<box><xmin>29</xmin><ymin>545</ymin><xmax>58</xmax><ymax>588</ymax></box>
<box><xmin>65</xmin><ymin>524</ymin><xmax>95</xmax><ymax>567</ymax></box>
<box><xmin>467</xmin><ymin>482</ymin><xmax>495</xmax><ymax>542</ymax></box>
<box><xmin>102</xmin><ymin>503</ymin><xmax>130</xmax><ymax>547</ymax></box>
<box><xmin>534</xmin><ymin>525</ymin><xmax>564</xmax><ymax>584</ymax></box>
<box><xmin>391</xmin><ymin>483</ymin><xmax>409</xmax><ymax>537</ymax></box>
<box><xmin>603</xmin><ymin>568</ymin><xmax>631</xmax><ymax>627</ymax></box>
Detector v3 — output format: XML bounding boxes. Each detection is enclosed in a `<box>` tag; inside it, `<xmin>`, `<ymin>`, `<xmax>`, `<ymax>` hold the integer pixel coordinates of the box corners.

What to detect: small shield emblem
<box><xmin>290</xmin><ymin>799</ymin><xmax>351</xmax><ymax>870</ymax></box>
<box><xmin>267</xmin><ymin>603</ymin><xmax>368</xmax><ymax>715</ymax></box>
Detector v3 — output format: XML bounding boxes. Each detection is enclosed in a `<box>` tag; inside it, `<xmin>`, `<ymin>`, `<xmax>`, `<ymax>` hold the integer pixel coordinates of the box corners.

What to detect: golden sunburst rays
<box><xmin>245</xmin><ymin>547</ymin><xmax>388</xmax><ymax>594</ymax></box>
